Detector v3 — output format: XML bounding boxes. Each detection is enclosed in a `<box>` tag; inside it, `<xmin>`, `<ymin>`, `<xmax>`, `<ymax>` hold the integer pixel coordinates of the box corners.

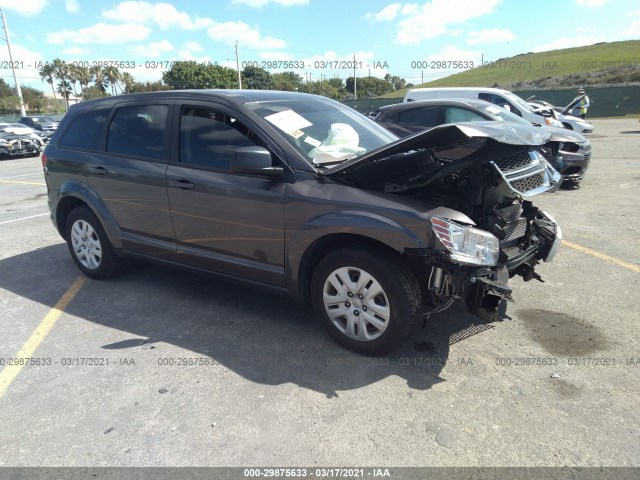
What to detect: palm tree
<box><xmin>90</xmin><ymin>65</ymin><xmax>108</xmax><ymax>95</ymax></box>
<box><xmin>39</xmin><ymin>63</ymin><xmax>57</xmax><ymax>103</ymax></box>
<box><xmin>51</xmin><ymin>58</ymin><xmax>70</xmax><ymax>111</ymax></box>
<box><xmin>103</xmin><ymin>66</ymin><xmax>121</xmax><ymax>96</ymax></box>
<box><xmin>75</xmin><ymin>66</ymin><xmax>91</xmax><ymax>100</ymax></box>
<box><xmin>56</xmin><ymin>80</ymin><xmax>72</xmax><ymax>110</ymax></box>
<box><xmin>120</xmin><ymin>72</ymin><xmax>135</xmax><ymax>94</ymax></box>
<box><xmin>67</xmin><ymin>64</ymin><xmax>80</xmax><ymax>102</ymax></box>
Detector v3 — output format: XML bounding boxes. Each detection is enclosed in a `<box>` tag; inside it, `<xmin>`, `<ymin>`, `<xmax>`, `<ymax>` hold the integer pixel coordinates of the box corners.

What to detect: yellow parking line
<box><xmin>0</xmin><ymin>179</ymin><xmax>46</xmax><ymax>186</ymax></box>
<box><xmin>0</xmin><ymin>276</ymin><xmax>86</xmax><ymax>399</ymax></box>
<box><xmin>562</xmin><ymin>240</ymin><xmax>640</xmax><ymax>273</ymax></box>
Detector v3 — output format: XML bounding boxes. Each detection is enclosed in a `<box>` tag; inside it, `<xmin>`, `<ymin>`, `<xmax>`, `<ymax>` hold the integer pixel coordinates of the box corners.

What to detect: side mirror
<box><xmin>231</xmin><ymin>146</ymin><xmax>283</xmax><ymax>177</ymax></box>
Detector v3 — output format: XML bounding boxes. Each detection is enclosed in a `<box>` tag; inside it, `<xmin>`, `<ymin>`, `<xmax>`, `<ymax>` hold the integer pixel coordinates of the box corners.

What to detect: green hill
<box><xmin>381</xmin><ymin>40</ymin><xmax>640</xmax><ymax>98</ymax></box>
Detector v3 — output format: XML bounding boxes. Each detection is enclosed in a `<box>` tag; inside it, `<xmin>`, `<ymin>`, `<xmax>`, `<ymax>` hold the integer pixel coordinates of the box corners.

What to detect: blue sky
<box><xmin>0</xmin><ymin>0</ymin><xmax>638</xmax><ymax>90</ymax></box>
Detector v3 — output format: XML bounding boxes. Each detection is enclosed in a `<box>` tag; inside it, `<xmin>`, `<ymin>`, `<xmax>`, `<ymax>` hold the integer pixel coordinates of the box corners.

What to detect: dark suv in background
<box><xmin>43</xmin><ymin>90</ymin><xmax>562</xmax><ymax>354</ymax></box>
<box><xmin>19</xmin><ymin>116</ymin><xmax>59</xmax><ymax>139</ymax></box>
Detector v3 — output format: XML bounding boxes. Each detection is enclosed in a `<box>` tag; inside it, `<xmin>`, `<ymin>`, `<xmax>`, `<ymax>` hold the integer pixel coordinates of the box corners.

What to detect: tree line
<box><xmin>0</xmin><ymin>59</ymin><xmax>412</xmax><ymax>114</ymax></box>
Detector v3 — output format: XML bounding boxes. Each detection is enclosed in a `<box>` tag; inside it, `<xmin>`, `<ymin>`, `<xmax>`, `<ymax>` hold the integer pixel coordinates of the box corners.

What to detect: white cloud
<box><xmin>365</xmin><ymin>3</ymin><xmax>402</xmax><ymax>22</ymax></box>
<box><xmin>0</xmin><ymin>0</ymin><xmax>48</xmax><ymax>16</ymax></box>
<box><xmin>103</xmin><ymin>1</ymin><xmax>213</xmax><ymax>30</ymax></box>
<box><xmin>183</xmin><ymin>41</ymin><xmax>203</xmax><ymax>53</ymax></box>
<box><xmin>65</xmin><ymin>0</ymin><xmax>79</xmax><ymax>13</ymax></box>
<box><xmin>0</xmin><ymin>43</ymin><xmax>43</xmax><ymax>90</ymax></box>
<box><xmin>47</xmin><ymin>23</ymin><xmax>151</xmax><ymax>45</ymax></box>
<box><xmin>621</xmin><ymin>21</ymin><xmax>640</xmax><ymax>38</ymax></box>
<box><xmin>395</xmin><ymin>0</ymin><xmax>501</xmax><ymax>44</ymax></box>
<box><xmin>258</xmin><ymin>51</ymin><xmax>294</xmax><ymax>61</ymax></box>
<box><xmin>207</xmin><ymin>21</ymin><xmax>286</xmax><ymax>50</ymax></box>
<box><xmin>129</xmin><ymin>40</ymin><xmax>174</xmax><ymax>58</ymax></box>
<box><xmin>232</xmin><ymin>0</ymin><xmax>308</xmax><ymax>7</ymax></box>
<box><xmin>61</xmin><ymin>46</ymin><xmax>87</xmax><ymax>56</ymax></box>
<box><xmin>467</xmin><ymin>28</ymin><xmax>515</xmax><ymax>45</ymax></box>
<box><xmin>576</xmin><ymin>0</ymin><xmax>606</xmax><ymax>7</ymax></box>
<box><xmin>533</xmin><ymin>35</ymin><xmax>603</xmax><ymax>52</ymax></box>
<box><xmin>401</xmin><ymin>3</ymin><xmax>419</xmax><ymax>15</ymax></box>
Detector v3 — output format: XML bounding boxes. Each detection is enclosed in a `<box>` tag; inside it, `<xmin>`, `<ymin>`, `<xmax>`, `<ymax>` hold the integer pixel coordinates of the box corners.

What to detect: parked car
<box><xmin>0</xmin><ymin>130</ymin><xmax>42</xmax><ymax>158</ymax></box>
<box><xmin>371</xmin><ymin>99</ymin><xmax>591</xmax><ymax>186</ymax></box>
<box><xmin>43</xmin><ymin>90</ymin><xmax>562</xmax><ymax>354</ymax></box>
<box><xmin>404</xmin><ymin>87</ymin><xmax>565</xmax><ymax>128</ymax></box>
<box><xmin>0</xmin><ymin>122</ymin><xmax>46</xmax><ymax>146</ymax></box>
<box><xmin>529</xmin><ymin>96</ymin><xmax>594</xmax><ymax>133</ymax></box>
<box><xmin>404</xmin><ymin>87</ymin><xmax>595</xmax><ymax>135</ymax></box>
<box><xmin>19</xmin><ymin>116</ymin><xmax>59</xmax><ymax>136</ymax></box>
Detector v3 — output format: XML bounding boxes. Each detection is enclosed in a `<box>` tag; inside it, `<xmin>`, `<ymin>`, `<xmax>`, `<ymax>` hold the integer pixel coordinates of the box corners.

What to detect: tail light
<box><xmin>41</xmin><ymin>152</ymin><xmax>47</xmax><ymax>168</ymax></box>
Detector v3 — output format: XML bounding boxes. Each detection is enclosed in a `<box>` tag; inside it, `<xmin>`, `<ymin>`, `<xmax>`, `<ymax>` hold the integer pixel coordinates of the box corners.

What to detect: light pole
<box><xmin>0</xmin><ymin>8</ymin><xmax>26</xmax><ymax>117</ymax></box>
<box><xmin>235</xmin><ymin>41</ymin><xmax>242</xmax><ymax>89</ymax></box>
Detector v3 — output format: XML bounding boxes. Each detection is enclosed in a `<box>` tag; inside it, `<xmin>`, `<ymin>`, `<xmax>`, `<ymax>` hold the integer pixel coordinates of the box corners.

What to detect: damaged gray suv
<box><xmin>43</xmin><ymin>90</ymin><xmax>562</xmax><ymax>354</ymax></box>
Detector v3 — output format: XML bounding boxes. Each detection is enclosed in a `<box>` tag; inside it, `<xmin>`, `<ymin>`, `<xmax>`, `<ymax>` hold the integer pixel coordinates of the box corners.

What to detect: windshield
<box><xmin>476</xmin><ymin>103</ymin><xmax>533</xmax><ymax>126</ymax></box>
<box><xmin>245</xmin><ymin>97</ymin><xmax>397</xmax><ymax>167</ymax></box>
<box><xmin>503</xmin><ymin>91</ymin><xmax>537</xmax><ymax>113</ymax></box>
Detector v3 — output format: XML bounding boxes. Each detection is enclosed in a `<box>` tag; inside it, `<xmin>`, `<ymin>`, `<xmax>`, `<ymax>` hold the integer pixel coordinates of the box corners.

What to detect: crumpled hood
<box><xmin>324</xmin><ymin>121</ymin><xmax>551</xmax><ymax>177</ymax></box>
<box><xmin>542</xmin><ymin>125</ymin><xmax>588</xmax><ymax>143</ymax></box>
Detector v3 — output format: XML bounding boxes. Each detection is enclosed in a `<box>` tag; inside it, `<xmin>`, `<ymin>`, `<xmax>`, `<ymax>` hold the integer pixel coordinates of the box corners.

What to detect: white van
<box><xmin>404</xmin><ymin>87</ymin><xmax>565</xmax><ymax>128</ymax></box>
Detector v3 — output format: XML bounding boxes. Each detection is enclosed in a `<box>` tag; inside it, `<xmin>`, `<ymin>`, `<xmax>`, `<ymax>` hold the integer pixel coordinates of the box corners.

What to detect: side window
<box><xmin>444</xmin><ymin>107</ymin><xmax>486</xmax><ymax>123</ymax></box>
<box><xmin>58</xmin><ymin>109</ymin><xmax>110</xmax><ymax>150</ymax></box>
<box><xmin>106</xmin><ymin>105</ymin><xmax>168</xmax><ymax>160</ymax></box>
<box><xmin>396</xmin><ymin>106</ymin><xmax>440</xmax><ymax>127</ymax></box>
<box><xmin>179</xmin><ymin>106</ymin><xmax>257</xmax><ymax>170</ymax></box>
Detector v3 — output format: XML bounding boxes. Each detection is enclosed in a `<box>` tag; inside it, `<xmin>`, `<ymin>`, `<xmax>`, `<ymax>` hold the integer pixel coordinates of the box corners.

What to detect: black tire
<box><xmin>65</xmin><ymin>206</ymin><xmax>121</xmax><ymax>279</ymax></box>
<box><xmin>311</xmin><ymin>248</ymin><xmax>421</xmax><ymax>355</ymax></box>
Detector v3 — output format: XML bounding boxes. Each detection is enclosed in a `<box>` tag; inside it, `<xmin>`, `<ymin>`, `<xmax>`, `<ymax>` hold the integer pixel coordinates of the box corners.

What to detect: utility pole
<box><xmin>235</xmin><ymin>41</ymin><xmax>242</xmax><ymax>89</ymax></box>
<box><xmin>0</xmin><ymin>8</ymin><xmax>26</xmax><ymax>116</ymax></box>
<box><xmin>353</xmin><ymin>53</ymin><xmax>357</xmax><ymax>100</ymax></box>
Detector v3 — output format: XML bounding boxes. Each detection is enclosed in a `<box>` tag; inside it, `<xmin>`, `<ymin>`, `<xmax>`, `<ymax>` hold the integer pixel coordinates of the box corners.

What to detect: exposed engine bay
<box><xmin>324</xmin><ymin>123</ymin><xmax>563</xmax><ymax>322</ymax></box>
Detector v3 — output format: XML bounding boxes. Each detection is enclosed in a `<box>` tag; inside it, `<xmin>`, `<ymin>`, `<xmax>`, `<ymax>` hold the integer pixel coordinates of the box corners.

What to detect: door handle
<box><xmin>169</xmin><ymin>179</ymin><xmax>195</xmax><ymax>190</ymax></box>
<box><xmin>89</xmin><ymin>165</ymin><xmax>108</xmax><ymax>175</ymax></box>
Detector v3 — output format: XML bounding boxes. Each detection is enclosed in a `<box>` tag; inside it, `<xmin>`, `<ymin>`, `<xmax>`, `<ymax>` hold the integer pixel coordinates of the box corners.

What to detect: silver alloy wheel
<box><xmin>322</xmin><ymin>266</ymin><xmax>391</xmax><ymax>341</ymax></box>
<box><xmin>70</xmin><ymin>219</ymin><xmax>102</xmax><ymax>270</ymax></box>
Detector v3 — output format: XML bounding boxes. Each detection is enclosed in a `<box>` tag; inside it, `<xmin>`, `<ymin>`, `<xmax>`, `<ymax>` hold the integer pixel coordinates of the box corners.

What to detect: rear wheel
<box><xmin>65</xmin><ymin>206</ymin><xmax>121</xmax><ymax>279</ymax></box>
<box><xmin>311</xmin><ymin>248</ymin><xmax>421</xmax><ymax>355</ymax></box>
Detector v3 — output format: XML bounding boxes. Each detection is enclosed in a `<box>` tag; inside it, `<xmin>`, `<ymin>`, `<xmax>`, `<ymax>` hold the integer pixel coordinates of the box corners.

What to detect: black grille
<box><xmin>510</xmin><ymin>172</ymin><xmax>544</xmax><ymax>193</ymax></box>
<box><xmin>503</xmin><ymin>218</ymin><xmax>527</xmax><ymax>243</ymax></box>
<box><xmin>494</xmin><ymin>150</ymin><xmax>535</xmax><ymax>173</ymax></box>
<box><xmin>584</xmin><ymin>153</ymin><xmax>591</xmax><ymax>163</ymax></box>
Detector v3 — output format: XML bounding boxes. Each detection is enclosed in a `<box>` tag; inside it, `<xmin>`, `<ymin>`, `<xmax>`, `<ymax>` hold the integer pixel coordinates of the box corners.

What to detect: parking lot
<box><xmin>0</xmin><ymin>118</ymin><xmax>638</xmax><ymax>467</ymax></box>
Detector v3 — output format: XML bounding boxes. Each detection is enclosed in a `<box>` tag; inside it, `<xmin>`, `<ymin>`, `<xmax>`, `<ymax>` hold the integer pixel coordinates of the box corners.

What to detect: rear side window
<box><xmin>397</xmin><ymin>106</ymin><xmax>440</xmax><ymax>127</ymax></box>
<box><xmin>443</xmin><ymin>107</ymin><xmax>486</xmax><ymax>123</ymax></box>
<box><xmin>106</xmin><ymin>105</ymin><xmax>168</xmax><ymax>160</ymax></box>
<box><xmin>58</xmin><ymin>109</ymin><xmax>110</xmax><ymax>150</ymax></box>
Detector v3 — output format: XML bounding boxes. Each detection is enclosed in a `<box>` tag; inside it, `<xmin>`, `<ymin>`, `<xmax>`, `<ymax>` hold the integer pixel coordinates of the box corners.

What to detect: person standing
<box><xmin>572</xmin><ymin>88</ymin><xmax>590</xmax><ymax>119</ymax></box>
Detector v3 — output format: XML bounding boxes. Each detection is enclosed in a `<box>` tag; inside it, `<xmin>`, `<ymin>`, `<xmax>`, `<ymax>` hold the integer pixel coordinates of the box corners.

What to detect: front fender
<box><xmin>285</xmin><ymin>209</ymin><xmax>427</xmax><ymax>297</ymax></box>
<box><xmin>55</xmin><ymin>180</ymin><xmax>123</xmax><ymax>249</ymax></box>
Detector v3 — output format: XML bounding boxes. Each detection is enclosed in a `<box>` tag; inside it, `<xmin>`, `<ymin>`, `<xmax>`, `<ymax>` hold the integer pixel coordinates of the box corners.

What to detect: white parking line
<box><xmin>0</xmin><ymin>213</ymin><xmax>49</xmax><ymax>225</ymax></box>
<box><xmin>0</xmin><ymin>172</ymin><xmax>42</xmax><ymax>180</ymax></box>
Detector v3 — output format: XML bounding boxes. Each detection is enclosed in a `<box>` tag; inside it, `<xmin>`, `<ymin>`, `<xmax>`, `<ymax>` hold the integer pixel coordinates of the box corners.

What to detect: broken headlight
<box><xmin>430</xmin><ymin>217</ymin><xmax>500</xmax><ymax>267</ymax></box>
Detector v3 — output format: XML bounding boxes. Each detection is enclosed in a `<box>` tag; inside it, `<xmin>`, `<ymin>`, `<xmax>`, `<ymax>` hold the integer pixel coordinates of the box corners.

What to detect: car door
<box><xmin>89</xmin><ymin>102</ymin><xmax>176</xmax><ymax>258</ymax></box>
<box><xmin>165</xmin><ymin>103</ymin><xmax>287</xmax><ymax>287</ymax></box>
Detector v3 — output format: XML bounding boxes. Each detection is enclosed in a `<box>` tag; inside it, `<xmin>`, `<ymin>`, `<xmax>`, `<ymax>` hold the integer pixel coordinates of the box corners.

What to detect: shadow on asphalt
<box><xmin>1</xmin><ymin>244</ymin><xmax>495</xmax><ymax>397</ymax></box>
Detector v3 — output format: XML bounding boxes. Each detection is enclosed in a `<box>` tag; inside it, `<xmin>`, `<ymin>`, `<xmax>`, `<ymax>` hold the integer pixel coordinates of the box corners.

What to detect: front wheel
<box><xmin>65</xmin><ymin>206</ymin><xmax>121</xmax><ymax>279</ymax></box>
<box><xmin>311</xmin><ymin>248</ymin><xmax>422</xmax><ymax>355</ymax></box>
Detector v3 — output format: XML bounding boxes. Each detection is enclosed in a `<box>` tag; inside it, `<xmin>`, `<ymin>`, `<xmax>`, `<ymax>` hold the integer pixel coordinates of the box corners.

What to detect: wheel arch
<box><xmin>54</xmin><ymin>181</ymin><xmax>122</xmax><ymax>248</ymax></box>
<box><xmin>287</xmin><ymin>210</ymin><xmax>426</xmax><ymax>303</ymax></box>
